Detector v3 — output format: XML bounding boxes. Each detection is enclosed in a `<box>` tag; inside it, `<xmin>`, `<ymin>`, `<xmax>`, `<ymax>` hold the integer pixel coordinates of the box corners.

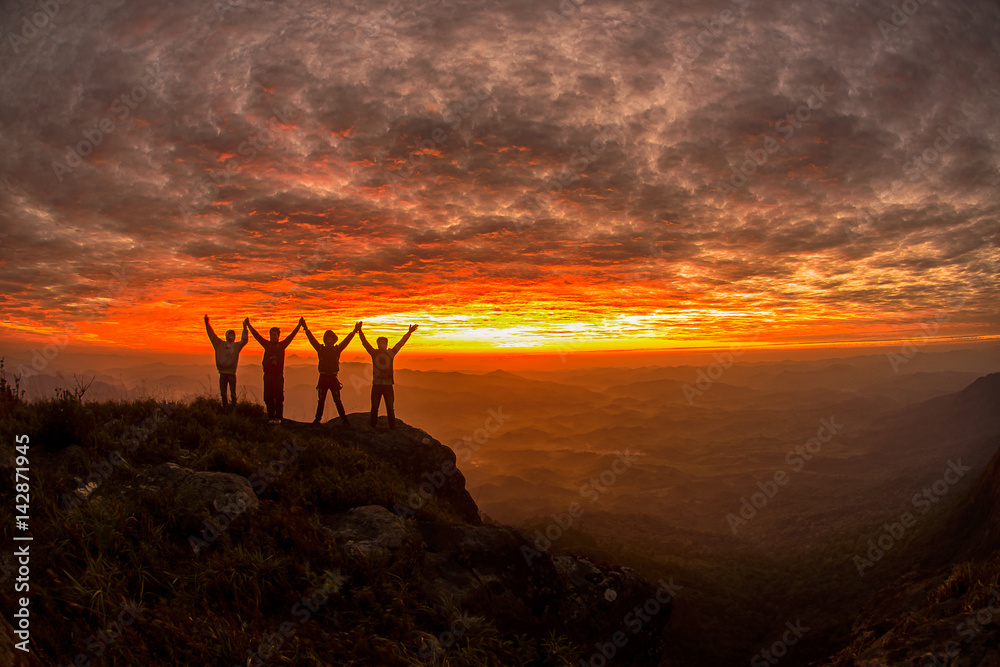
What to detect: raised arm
<box><xmin>336</xmin><ymin>322</ymin><xmax>361</xmax><ymax>351</ymax></box>
<box><xmin>281</xmin><ymin>319</ymin><xmax>303</xmax><ymax>348</ymax></box>
<box><xmin>238</xmin><ymin>321</ymin><xmax>249</xmax><ymax>347</ymax></box>
<box><xmin>204</xmin><ymin>315</ymin><xmax>221</xmax><ymax>345</ymax></box>
<box><xmin>246</xmin><ymin>319</ymin><xmax>267</xmax><ymax>347</ymax></box>
<box><xmin>302</xmin><ymin>318</ymin><xmax>322</xmax><ymax>350</ymax></box>
<box><xmin>357</xmin><ymin>323</ymin><xmax>375</xmax><ymax>354</ymax></box>
<box><xmin>392</xmin><ymin>324</ymin><xmax>418</xmax><ymax>353</ymax></box>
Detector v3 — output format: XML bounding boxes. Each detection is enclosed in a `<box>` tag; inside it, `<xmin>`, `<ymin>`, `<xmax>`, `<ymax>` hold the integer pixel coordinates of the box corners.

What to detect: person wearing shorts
<box><xmin>303</xmin><ymin>318</ymin><xmax>360</xmax><ymax>425</ymax></box>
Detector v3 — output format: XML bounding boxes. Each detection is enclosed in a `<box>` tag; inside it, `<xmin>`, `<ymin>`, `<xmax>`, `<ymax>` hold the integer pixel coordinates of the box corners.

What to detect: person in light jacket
<box><xmin>357</xmin><ymin>322</ymin><xmax>417</xmax><ymax>429</ymax></box>
<box><xmin>204</xmin><ymin>315</ymin><xmax>249</xmax><ymax>411</ymax></box>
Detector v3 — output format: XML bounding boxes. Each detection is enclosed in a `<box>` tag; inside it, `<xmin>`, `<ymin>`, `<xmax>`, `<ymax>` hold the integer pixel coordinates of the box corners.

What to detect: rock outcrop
<box><xmin>321</xmin><ymin>505</ymin><xmax>672</xmax><ymax>665</ymax></box>
<box><xmin>137</xmin><ymin>462</ymin><xmax>259</xmax><ymax>515</ymax></box>
<box><xmin>47</xmin><ymin>413</ymin><xmax>670</xmax><ymax>663</ymax></box>
<box><xmin>321</xmin><ymin>505</ymin><xmax>411</xmax><ymax>558</ymax></box>
<box><xmin>293</xmin><ymin>417</ymin><xmax>672</xmax><ymax>662</ymax></box>
<box><xmin>820</xmin><ymin>568</ymin><xmax>1000</xmax><ymax>666</ymax></box>
<box><xmin>298</xmin><ymin>416</ymin><xmax>482</xmax><ymax>524</ymax></box>
<box><xmin>820</xmin><ymin>439</ymin><xmax>1000</xmax><ymax>666</ymax></box>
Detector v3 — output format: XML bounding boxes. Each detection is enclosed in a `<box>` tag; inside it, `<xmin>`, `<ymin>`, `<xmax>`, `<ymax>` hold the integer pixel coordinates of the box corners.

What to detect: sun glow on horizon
<box><xmin>1</xmin><ymin>0</ymin><xmax>997</xmax><ymax>370</ymax></box>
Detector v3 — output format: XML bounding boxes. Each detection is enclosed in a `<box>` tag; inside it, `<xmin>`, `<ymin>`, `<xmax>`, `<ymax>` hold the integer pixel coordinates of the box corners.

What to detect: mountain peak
<box><xmin>961</xmin><ymin>371</ymin><xmax>1000</xmax><ymax>396</ymax></box>
<box><xmin>9</xmin><ymin>399</ymin><xmax>671</xmax><ymax>665</ymax></box>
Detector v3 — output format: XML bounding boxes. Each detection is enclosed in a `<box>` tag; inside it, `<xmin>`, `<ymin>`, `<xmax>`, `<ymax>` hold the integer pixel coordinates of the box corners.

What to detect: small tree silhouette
<box><xmin>0</xmin><ymin>357</ymin><xmax>24</xmax><ymax>407</ymax></box>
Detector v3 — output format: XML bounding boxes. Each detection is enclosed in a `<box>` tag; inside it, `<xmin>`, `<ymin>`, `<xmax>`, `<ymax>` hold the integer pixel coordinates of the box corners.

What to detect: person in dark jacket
<box><xmin>204</xmin><ymin>315</ymin><xmax>248</xmax><ymax>411</ymax></box>
<box><xmin>357</xmin><ymin>322</ymin><xmax>417</xmax><ymax>429</ymax></box>
<box><xmin>246</xmin><ymin>317</ymin><xmax>302</xmax><ymax>422</ymax></box>
<box><xmin>303</xmin><ymin>318</ymin><xmax>360</xmax><ymax>425</ymax></box>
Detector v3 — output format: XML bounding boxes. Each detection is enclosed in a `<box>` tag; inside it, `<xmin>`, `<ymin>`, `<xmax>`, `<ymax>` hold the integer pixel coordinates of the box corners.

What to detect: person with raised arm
<box><xmin>246</xmin><ymin>317</ymin><xmax>302</xmax><ymax>422</ymax></box>
<box><xmin>204</xmin><ymin>315</ymin><xmax>249</xmax><ymax>411</ymax></box>
<box><xmin>303</xmin><ymin>318</ymin><xmax>360</xmax><ymax>426</ymax></box>
<box><xmin>357</xmin><ymin>322</ymin><xmax>417</xmax><ymax>429</ymax></box>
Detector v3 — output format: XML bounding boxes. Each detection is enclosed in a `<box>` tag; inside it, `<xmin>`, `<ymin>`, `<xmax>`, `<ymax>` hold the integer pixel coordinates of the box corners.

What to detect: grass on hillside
<box><xmin>0</xmin><ymin>390</ymin><xmax>579</xmax><ymax>666</ymax></box>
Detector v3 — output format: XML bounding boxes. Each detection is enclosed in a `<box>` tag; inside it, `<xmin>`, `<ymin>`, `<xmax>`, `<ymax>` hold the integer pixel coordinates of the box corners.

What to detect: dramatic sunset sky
<box><xmin>1</xmin><ymin>0</ymin><xmax>998</xmax><ymax>357</ymax></box>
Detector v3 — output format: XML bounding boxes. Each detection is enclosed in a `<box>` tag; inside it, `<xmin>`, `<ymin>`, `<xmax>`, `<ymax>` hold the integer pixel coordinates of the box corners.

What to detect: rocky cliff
<box><xmin>819</xmin><ymin>436</ymin><xmax>1000</xmax><ymax>667</ymax></box>
<box><xmin>0</xmin><ymin>400</ymin><xmax>671</xmax><ymax>665</ymax></box>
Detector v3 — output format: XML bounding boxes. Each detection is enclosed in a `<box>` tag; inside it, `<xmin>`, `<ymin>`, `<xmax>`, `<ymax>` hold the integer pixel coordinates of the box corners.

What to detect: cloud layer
<box><xmin>1</xmin><ymin>0</ymin><xmax>998</xmax><ymax>351</ymax></box>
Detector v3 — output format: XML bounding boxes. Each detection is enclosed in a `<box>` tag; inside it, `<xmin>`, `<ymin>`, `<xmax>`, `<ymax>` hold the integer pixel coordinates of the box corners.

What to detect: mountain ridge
<box><xmin>0</xmin><ymin>399</ymin><xmax>672</xmax><ymax>666</ymax></box>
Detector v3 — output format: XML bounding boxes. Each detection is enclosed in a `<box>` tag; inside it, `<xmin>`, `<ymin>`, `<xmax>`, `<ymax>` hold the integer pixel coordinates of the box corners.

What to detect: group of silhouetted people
<box><xmin>204</xmin><ymin>315</ymin><xmax>417</xmax><ymax>428</ymax></box>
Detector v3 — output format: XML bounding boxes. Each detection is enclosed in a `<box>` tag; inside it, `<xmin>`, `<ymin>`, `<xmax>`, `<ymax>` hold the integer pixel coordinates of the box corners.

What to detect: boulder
<box><xmin>414</xmin><ymin>521</ymin><xmax>670</xmax><ymax>664</ymax></box>
<box><xmin>416</xmin><ymin>521</ymin><xmax>562</xmax><ymax>624</ymax></box>
<box><xmin>324</xmin><ymin>512</ymin><xmax>670</xmax><ymax>664</ymax></box>
<box><xmin>317</xmin><ymin>417</ymin><xmax>482</xmax><ymax>524</ymax></box>
<box><xmin>137</xmin><ymin>462</ymin><xmax>259</xmax><ymax>515</ymax></box>
<box><xmin>44</xmin><ymin>444</ymin><xmax>89</xmax><ymax>480</ymax></box>
<box><xmin>321</xmin><ymin>505</ymin><xmax>410</xmax><ymax>558</ymax></box>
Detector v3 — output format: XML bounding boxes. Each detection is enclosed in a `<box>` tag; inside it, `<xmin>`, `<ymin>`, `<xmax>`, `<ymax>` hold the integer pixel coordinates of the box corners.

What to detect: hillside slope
<box><xmin>818</xmin><ymin>437</ymin><xmax>1000</xmax><ymax>666</ymax></box>
<box><xmin>0</xmin><ymin>397</ymin><xmax>671</xmax><ymax>666</ymax></box>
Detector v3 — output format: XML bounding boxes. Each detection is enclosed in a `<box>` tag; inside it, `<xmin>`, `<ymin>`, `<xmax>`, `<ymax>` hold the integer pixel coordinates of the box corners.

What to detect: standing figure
<box><xmin>357</xmin><ymin>322</ymin><xmax>417</xmax><ymax>429</ymax></box>
<box><xmin>246</xmin><ymin>317</ymin><xmax>302</xmax><ymax>422</ymax></box>
<box><xmin>204</xmin><ymin>315</ymin><xmax>248</xmax><ymax>411</ymax></box>
<box><xmin>303</xmin><ymin>318</ymin><xmax>360</xmax><ymax>425</ymax></box>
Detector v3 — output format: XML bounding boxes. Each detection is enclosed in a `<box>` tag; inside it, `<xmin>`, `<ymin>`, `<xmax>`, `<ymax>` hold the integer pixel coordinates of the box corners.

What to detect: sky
<box><xmin>1</xmin><ymin>0</ymin><xmax>999</xmax><ymax>359</ymax></box>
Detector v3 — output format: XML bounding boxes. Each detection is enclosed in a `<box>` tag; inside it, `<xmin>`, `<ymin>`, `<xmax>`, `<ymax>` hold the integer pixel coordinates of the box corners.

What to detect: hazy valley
<box><xmin>5</xmin><ymin>342</ymin><xmax>1000</xmax><ymax>664</ymax></box>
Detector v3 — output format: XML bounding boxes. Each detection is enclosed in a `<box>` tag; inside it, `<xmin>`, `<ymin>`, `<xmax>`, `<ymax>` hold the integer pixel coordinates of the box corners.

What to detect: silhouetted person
<box><xmin>204</xmin><ymin>315</ymin><xmax>248</xmax><ymax>411</ymax></box>
<box><xmin>358</xmin><ymin>322</ymin><xmax>417</xmax><ymax>429</ymax></box>
<box><xmin>303</xmin><ymin>317</ymin><xmax>360</xmax><ymax>425</ymax></box>
<box><xmin>246</xmin><ymin>317</ymin><xmax>302</xmax><ymax>422</ymax></box>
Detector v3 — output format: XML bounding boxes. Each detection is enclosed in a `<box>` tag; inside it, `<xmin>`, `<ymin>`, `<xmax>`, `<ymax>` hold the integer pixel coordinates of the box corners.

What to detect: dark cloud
<box><xmin>0</xmin><ymin>0</ymin><xmax>997</xmax><ymax>345</ymax></box>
